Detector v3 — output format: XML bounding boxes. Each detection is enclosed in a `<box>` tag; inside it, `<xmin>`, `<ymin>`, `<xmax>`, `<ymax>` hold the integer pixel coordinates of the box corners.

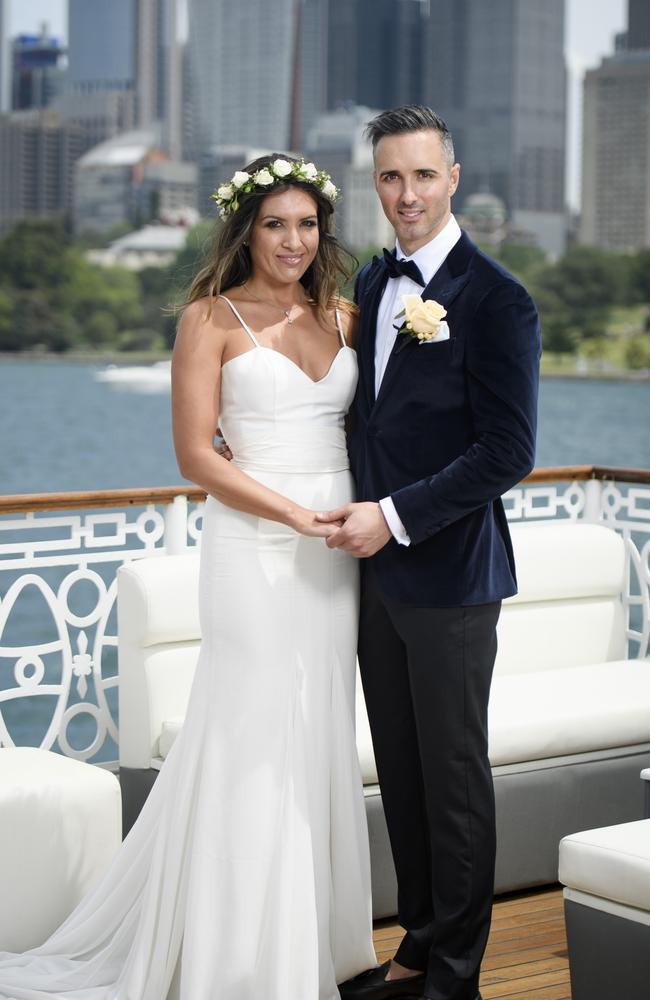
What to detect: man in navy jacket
<box><xmin>320</xmin><ymin>107</ymin><xmax>541</xmax><ymax>1000</ymax></box>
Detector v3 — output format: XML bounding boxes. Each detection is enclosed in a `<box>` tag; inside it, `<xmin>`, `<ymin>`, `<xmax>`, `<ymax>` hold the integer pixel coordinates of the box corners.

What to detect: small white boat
<box><xmin>94</xmin><ymin>360</ymin><xmax>171</xmax><ymax>392</ymax></box>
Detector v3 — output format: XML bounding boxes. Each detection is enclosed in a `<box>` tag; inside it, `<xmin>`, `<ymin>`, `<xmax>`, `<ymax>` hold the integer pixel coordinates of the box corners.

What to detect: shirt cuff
<box><xmin>379</xmin><ymin>496</ymin><xmax>411</xmax><ymax>546</ymax></box>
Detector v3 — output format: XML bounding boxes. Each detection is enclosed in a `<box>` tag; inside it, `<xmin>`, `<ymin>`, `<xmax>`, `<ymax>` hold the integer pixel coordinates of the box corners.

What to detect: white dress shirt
<box><xmin>376</xmin><ymin>215</ymin><xmax>462</xmax><ymax>545</ymax></box>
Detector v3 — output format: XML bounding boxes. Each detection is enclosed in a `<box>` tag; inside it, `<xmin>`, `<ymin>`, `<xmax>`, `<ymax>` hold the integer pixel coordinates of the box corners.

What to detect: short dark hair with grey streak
<box><xmin>364</xmin><ymin>105</ymin><xmax>455</xmax><ymax>167</ymax></box>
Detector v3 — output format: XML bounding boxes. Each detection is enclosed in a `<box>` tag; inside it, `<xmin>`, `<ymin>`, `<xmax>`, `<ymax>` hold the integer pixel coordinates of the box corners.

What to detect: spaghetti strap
<box><xmin>219</xmin><ymin>295</ymin><xmax>261</xmax><ymax>347</ymax></box>
<box><xmin>334</xmin><ymin>307</ymin><xmax>347</xmax><ymax>347</ymax></box>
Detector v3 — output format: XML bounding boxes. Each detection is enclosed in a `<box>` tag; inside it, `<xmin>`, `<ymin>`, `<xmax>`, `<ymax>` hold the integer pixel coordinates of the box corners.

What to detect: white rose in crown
<box><xmin>232</xmin><ymin>171</ymin><xmax>250</xmax><ymax>188</ymax></box>
<box><xmin>216</xmin><ymin>183</ymin><xmax>234</xmax><ymax>200</ymax></box>
<box><xmin>299</xmin><ymin>161</ymin><xmax>318</xmax><ymax>180</ymax></box>
<box><xmin>395</xmin><ymin>294</ymin><xmax>448</xmax><ymax>343</ymax></box>
<box><xmin>254</xmin><ymin>168</ymin><xmax>274</xmax><ymax>186</ymax></box>
<box><xmin>272</xmin><ymin>158</ymin><xmax>293</xmax><ymax>177</ymax></box>
<box><xmin>322</xmin><ymin>179</ymin><xmax>338</xmax><ymax>200</ymax></box>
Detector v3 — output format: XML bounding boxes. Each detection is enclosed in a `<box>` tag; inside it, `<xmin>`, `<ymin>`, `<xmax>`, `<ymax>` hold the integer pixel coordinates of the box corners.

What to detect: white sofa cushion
<box><xmin>118</xmin><ymin>554</ymin><xmax>200</xmax><ymax>648</ymax></box>
<box><xmin>495</xmin><ymin>597</ymin><xmax>626</xmax><ymax>676</ymax></box>
<box><xmin>158</xmin><ymin>717</ymin><xmax>184</xmax><ymax>763</ymax></box>
<box><xmin>488</xmin><ymin>659</ymin><xmax>650</xmax><ymax>766</ymax></box>
<box><xmin>495</xmin><ymin>522</ymin><xmax>626</xmax><ymax>675</ymax></box>
<box><xmin>156</xmin><ymin>657</ymin><xmax>650</xmax><ymax>779</ymax></box>
<box><xmin>0</xmin><ymin>748</ymin><xmax>122</xmax><ymax>952</ymax></box>
<box><xmin>559</xmin><ymin>819</ymin><xmax>650</xmax><ymax>913</ymax></box>
<box><xmin>505</xmin><ymin>522</ymin><xmax>625</xmax><ymax>604</ymax></box>
<box><xmin>120</xmin><ymin>642</ymin><xmax>200</xmax><ymax>769</ymax></box>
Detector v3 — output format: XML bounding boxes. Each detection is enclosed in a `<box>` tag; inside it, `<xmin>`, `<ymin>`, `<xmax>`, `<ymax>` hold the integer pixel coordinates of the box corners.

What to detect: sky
<box><xmin>8</xmin><ymin>0</ymin><xmax>628</xmax><ymax>211</ymax></box>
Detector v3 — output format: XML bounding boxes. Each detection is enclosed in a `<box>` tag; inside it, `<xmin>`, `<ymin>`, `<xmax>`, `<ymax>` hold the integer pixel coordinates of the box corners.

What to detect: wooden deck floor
<box><xmin>373</xmin><ymin>886</ymin><xmax>571</xmax><ymax>999</ymax></box>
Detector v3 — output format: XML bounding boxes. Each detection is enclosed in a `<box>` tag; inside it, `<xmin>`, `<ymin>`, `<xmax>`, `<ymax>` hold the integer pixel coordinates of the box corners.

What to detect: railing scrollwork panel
<box><xmin>1</xmin><ymin>469</ymin><xmax>649</xmax><ymax>764</ymax></box>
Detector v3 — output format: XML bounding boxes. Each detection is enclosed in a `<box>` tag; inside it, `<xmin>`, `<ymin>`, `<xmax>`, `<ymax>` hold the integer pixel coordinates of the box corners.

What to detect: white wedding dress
<box><xmin>0</xmin><ymin>298</ymin><xmax>376</xmax><ymax>1000</ymax></box>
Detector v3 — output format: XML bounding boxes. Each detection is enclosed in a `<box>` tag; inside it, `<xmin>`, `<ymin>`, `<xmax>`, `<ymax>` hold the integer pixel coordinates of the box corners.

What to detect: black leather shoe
<box><xmin>338</xmin><ymin>960</ymin><xmax>425</xmax><ymax>999</ymax></box>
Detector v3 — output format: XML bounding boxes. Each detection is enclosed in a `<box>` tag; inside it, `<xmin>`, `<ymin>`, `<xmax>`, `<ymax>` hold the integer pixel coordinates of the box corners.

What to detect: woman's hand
<box><xmin>290</xmin><ymin>508</ymin><xmax>344</xmax><ymax>538</ymax></box>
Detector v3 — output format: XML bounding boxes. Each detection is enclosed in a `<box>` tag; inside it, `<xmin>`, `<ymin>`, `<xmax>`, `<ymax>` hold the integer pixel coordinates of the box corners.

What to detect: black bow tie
<box><xmin>382</xmin><ymin>248</ymin><xmax>425</xmax><ymax>286</ymax></box>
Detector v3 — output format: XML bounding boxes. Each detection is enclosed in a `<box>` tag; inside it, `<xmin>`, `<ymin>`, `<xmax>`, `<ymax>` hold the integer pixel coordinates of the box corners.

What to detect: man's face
<box><xmin>373</xmin><ymin>129</ymin><xmax>460</xmax><ymax>255</ymax></box>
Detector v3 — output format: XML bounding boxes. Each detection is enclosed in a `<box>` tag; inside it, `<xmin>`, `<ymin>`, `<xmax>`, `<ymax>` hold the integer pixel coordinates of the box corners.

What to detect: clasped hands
<box><xmin>314</xmin><ymin>502</ymin><xmax>391</xmax><ymax>557</ymax></box>
<box><xmin>214</xmin><ymin>432</ymin><xmax>390</xmax><ymax>557</ymax></box>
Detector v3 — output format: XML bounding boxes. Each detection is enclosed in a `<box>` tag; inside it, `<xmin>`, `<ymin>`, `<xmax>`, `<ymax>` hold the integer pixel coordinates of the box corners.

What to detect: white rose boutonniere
<box><xmin>395</xmin><ymin>294</ymin><xmax>448</xmax><ymax>343</ymax></box>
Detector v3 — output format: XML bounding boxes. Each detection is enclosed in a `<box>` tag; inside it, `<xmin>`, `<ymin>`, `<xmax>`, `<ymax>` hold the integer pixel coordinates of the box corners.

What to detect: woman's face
<box><xmin>248</xmin><ymin>186</ymin><xmax>320</xmax><ymax>287</ymax></box>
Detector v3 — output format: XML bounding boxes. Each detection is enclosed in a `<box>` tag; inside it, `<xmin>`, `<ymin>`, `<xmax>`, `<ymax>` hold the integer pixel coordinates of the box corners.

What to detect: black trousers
<box><xmin>359</xmin><ymin>564</ymin><xmax>501</xmax><ymax>1000</ymax></box>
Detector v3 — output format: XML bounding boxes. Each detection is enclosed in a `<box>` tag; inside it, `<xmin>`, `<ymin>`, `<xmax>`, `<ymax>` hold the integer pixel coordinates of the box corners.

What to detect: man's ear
<box><xmin>449</xmin><ymin>163</ymin><xmax>460</xmax><ymax>198</ymax></box>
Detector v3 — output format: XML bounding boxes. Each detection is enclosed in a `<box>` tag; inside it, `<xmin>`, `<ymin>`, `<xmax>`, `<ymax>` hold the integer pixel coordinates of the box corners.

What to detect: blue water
<box><xmin>0</xmin><ymin>359</ymin><xmax>648</xmax><ymax>760</ymax></box>
<box><xmin>1</xmin><ymin>360</ymin><xmax>648</xmax><ymax>493</ymax></box>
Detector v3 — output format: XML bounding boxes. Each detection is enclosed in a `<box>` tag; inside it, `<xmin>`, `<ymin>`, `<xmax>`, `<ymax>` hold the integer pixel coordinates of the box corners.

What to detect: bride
<box><xmin>0</xmin><ymin>155</ymin><xmax>376</xmax><ymax>999</ymax></box>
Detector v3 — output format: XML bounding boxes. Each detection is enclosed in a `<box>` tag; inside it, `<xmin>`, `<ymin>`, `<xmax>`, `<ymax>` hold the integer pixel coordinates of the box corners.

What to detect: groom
<box><xmin>319</xmin><ymin>106</ymin><xmax>540</xmax><ymax>1000</ymax></box>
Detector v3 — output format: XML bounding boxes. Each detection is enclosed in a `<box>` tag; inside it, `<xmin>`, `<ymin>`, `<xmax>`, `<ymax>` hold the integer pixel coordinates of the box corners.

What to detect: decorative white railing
<box><xmin>1</xmin><ymin>467</ymin><xmax>649</xmax><ymax>765</ymax></box>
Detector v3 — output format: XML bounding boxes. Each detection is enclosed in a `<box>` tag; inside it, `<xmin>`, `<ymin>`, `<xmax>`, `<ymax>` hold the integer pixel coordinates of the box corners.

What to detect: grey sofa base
<box><xmin>564</xmin><ymin>897</ymin><xmax>650</xmax><ymax>1000</ymax></box>
<box><xmin>120</xmin><ymin>766</ymin><xmax>158</xmax><ymax>837</ymax></box>
<box><xmin>121</xmin><ymin>743</ymin><xmax>650</xmax><ymax>920</ymax></box>
<box><xmin>366</xmin><ymin>743</ymin><xmax>650</xmax><ymax>919</ymax></box>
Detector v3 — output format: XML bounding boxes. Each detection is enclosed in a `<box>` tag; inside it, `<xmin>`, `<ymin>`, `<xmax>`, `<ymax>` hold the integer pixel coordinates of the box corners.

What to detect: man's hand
<box><xmin>316</xmin><ymin>502</ymin><xmax>391</xmax><ymax>557</ymax></box>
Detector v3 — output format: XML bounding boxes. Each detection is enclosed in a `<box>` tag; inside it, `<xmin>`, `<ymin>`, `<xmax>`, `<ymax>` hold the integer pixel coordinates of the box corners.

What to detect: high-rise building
<box><xmin>0</xmin><ymin>108</ymin><xmax>93</xmax><ymax>231</ymax></box>
<box><xmin>67</xmin><ymin>0</ymin><xmax>136</xmax><ymax>90</ymax></box>
<box><xmin>580</xmin><ymin>4</ymin><xmax>650</xmax><ymax>251</ymax></box>
<box><xmin>66</xmin><ymin>0</ymin><xmax>182</xmax><ymax>158</ymax></box>
<box><xmin>326</xmin><ymin>0</ymin><xmax>358</xmax><ymax>110</ymax></box>
<box><xmin>188</xmin><ymin>0</ymin><xmax>297</xmax><ymax>154</ymax></box>
<box><xmin>294</xmin><ymin>0</ymin><xmax>328</xmax><ymax>151</ymax></box>
<box><xmin>135</xmin><ymin>0</ymin><xmax>181</xmax><ymax>157</ymax></box>
<box><xmin>52</xmin><ymin>88</ymin><xmax>137</xmax><ymax>149</ymax></box>
<box><xmin>0</xmin><ymin>0</ymin><xmax>10</xmax><ymax>113</ymax></box>
<box><xmin>326</xmin><ymin>0</ymin><xmax>423</xmax><ymax>113</ymax></box>
<box><xmin>356</xmin><ymin>0</ymin><xmax>423</xmax><ymax>109</ymax></box>
<box><xmin>188</xmin><ymin>0</ymin><xmax>325</xmax><ymax>157</ymax></box>
<box><xmin>11</xmin><ymin>28</ymin><xmax>66</xmax><ymax>111</ymax></box>
<box><xmin>422</xmin><ymin>0</ymin><xmax>566</xmax><ymax>256</ymax></box>
<box><xmin>628</xmin><ymin>0</ymin><xmax>650</xmax><ymax>50</ymax></box>
<box><xmin>306</xmin><ymin>105</ymin><xmax>393</xmax><ymax>250</ymax></box>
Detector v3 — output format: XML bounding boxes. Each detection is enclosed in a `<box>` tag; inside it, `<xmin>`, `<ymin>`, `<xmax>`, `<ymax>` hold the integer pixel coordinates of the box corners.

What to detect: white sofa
<box><xmin>559</xmin><ymin>812</ymin><xmax>650</xmax><ymax>1000</ymax></box>
<box><xmin>118</xmin><ymin>521</ymin><xmax>650</xmax><ymax>917</ymax></box>
<box><xmin>0</xmin><ymin>747</ymin><xmax>122</xmax><ymax>952</ymax></box>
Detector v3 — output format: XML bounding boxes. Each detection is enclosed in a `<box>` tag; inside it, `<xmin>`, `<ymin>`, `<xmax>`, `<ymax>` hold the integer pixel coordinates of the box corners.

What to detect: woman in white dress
<box><xmin>0</xmin><ymin>155</ymin><xmax>376</xmax><ymax>999</ymax></box>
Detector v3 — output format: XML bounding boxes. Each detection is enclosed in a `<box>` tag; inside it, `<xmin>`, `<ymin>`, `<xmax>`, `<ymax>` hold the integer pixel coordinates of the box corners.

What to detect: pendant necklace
<box><xmin>243</xmin><ymin>282</ymin><xmax>304</xmax><ymax>325</ymax></box>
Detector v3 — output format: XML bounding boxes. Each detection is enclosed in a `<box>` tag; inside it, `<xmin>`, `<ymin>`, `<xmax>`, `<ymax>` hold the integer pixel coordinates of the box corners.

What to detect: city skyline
<box><xmin>5</xmin><ymin>0</ymin><xmax>627</xmax><ymax>210</ymax></box>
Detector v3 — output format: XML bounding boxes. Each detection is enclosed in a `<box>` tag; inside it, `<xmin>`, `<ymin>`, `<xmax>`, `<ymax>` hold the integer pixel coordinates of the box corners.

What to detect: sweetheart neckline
<box><xmin>221</xmin><ymin>344</ymin><xmax>355</xmax><ymax>386</ymax></box>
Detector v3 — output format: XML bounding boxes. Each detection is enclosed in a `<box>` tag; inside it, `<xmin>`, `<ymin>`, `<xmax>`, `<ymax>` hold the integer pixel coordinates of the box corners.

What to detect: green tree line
<box><xmin>355</xmin><ymin>241</ymin><xmax>650</xmax><ymax>370</ymax></box>
<box><xmin>1</xmin><ymin>220</ymin><xmax>649</xmax><ymax>368</ymax></box>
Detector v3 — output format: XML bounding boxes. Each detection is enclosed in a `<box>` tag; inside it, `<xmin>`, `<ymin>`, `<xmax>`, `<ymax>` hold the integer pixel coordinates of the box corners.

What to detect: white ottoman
<box><xmin>0</xmin><ymin>747</ymin><xmax>122</xmax><ymax>952</ymax></box>
<box><xmin>559</xmin><ymin>819</ymin><xmax>650</xmax><ymax>1000</ymax></box>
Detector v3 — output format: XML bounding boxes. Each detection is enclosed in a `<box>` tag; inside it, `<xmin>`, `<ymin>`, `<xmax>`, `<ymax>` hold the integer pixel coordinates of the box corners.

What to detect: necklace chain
<box><xmin>243</xmin><ymin>282</ymin><xmax>304</xmax><ymax>325</ymax></box>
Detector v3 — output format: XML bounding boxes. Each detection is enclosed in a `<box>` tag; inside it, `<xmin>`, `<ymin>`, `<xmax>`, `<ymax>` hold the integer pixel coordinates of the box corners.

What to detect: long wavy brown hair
<box><xmin>182</xmin><ymin>154</ymin><xmax>357</xmax><ymax>325</ymax></box>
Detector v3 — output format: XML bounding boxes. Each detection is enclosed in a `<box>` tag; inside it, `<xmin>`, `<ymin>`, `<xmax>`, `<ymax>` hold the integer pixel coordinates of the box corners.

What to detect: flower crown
<box><xmin>210</xmin><ymin>158</ymin><xmax>338</xmax><ymax>219</ymax></box>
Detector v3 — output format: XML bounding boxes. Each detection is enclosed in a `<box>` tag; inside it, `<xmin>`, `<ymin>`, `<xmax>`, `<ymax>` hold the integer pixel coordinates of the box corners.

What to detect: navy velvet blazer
<box><xmin>349</xmin><ymin>230</ymin><xmax>541</xmax><ymax>607</ymax></box>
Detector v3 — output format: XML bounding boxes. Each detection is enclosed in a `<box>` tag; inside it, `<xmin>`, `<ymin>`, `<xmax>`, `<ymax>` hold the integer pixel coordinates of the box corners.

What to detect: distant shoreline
<box><xmin>1</xmin><ymin>351</ymin><xmax>648</xmax><ymax>382</ymax></box>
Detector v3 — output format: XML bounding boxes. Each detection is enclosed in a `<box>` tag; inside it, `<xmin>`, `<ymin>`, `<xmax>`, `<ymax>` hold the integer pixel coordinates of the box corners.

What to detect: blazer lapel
<box><xmin>357</xmin><ymin>257</ymin><xmax>389</xmax><ymax>410</ymax></box>
<box><xmin>373</xmin><ymin>232</ymin><xmax>476</xmax><ymax>411</ymax></box>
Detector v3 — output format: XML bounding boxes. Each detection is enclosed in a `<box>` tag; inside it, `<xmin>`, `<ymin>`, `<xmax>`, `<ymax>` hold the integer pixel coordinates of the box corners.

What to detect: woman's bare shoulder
<box><xmin>177</xmin><ymin>296</ymin><xmax>234</xmax><ymax>339</ymax></box>
<box><xmin>174</xmin><ymin>297</ymin><xmax>235</xmax><ymax>363</ymax></box>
